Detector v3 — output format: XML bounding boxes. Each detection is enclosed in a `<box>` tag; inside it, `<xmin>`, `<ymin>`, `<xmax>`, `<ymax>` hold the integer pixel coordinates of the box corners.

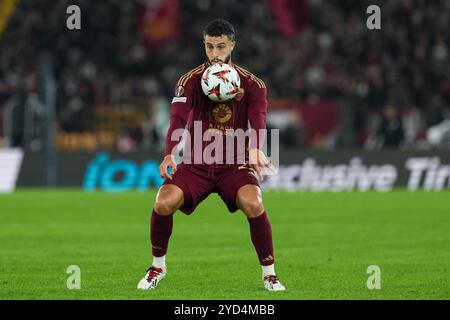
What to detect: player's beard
<box><xmin>210</xmin><ymin>54</ymin><xmax>231</xmax><ymax>64</ymax></box>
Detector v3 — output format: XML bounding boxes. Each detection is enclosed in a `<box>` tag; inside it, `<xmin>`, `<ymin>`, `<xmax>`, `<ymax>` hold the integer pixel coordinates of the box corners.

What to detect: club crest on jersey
<box><xmin>174</xmin><ymin>85</ymin><xmax>185</xmax><ymax>97</ymax></box>
<box><xmin>235</xmin><ymin>88</ymin><xmax>244</xmax><ymax>101</ymax></box>
<box><xmin>212</xmin><ymin>104</ymin><xmax>232</xmax><ymax>123</ymax></box>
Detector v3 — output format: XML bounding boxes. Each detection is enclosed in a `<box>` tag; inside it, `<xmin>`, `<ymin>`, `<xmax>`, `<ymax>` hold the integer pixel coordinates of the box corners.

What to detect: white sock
<box><xmin>152</xmin><ymin>255</ymin><xmax>166</xmax><ymax>270</ymax></box>
<box><xmin>262</xmin><ymin>264</ymin><xmax>275</xmax><ymax>279</ymax></box>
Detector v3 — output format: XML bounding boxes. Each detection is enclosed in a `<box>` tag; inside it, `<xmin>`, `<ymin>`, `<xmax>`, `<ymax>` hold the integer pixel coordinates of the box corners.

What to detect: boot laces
<box><xmin>264</xmin><ymin>275</ymin><xmax>279</xmax><ymax>284</ymax></box>
<box><xmin>146</xmin><ymin>266</ymin><xmax>163</xmax><ymax>282</ymax></box>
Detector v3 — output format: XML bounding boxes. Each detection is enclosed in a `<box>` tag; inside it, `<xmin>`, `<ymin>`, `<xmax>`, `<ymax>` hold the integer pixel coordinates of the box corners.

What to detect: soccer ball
<box><xmin>201</xmin><ymin>63</ymin><xmax>241</xmax><ymax>102</ymax></box>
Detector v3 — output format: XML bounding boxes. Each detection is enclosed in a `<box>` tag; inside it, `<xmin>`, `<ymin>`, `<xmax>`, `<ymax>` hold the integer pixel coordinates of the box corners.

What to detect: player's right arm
<box><xmin>160</xmin><ymin>79</ymin><xmax>194</xmax><ymax>180</ymax></box>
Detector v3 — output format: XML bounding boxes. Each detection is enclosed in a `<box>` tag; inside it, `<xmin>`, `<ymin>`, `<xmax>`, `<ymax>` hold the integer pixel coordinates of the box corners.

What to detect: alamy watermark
<box><xmin>366</xmin><ymin>5</ymin><xmax>381</xmax><ymax>30</ymax></box>
<box><xmin>66</xmin><ymin>5</ymin><xmax>81</xmax><ymax>30</ymax></box>
<box><xmin>367</xmin><ymin>265</ymin><xmax>381</xmax><ymax>290</ymax></box>
<box><xmin>169</xmin><ymin>121</ymin><xmax>279</xmax><ymax>175</ymax></box>
<box><xmin>66</xmin><ymin>265</ymin><xmax>81</xmax><ymax>289</ymax></box>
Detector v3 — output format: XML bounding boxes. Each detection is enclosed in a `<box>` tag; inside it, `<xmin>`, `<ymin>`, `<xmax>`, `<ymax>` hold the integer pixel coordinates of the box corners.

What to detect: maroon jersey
<box><xmin>165</xmin><ymin>62</ymin><xmax>267</xmax><ymax>165</ymax></box>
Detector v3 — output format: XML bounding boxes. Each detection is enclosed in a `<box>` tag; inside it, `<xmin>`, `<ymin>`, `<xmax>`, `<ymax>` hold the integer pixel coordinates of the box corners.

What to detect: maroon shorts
<box><xmin>162</xmin><ymin>163</ymin><xmax>260</xmax><ymax>215</ymax></box>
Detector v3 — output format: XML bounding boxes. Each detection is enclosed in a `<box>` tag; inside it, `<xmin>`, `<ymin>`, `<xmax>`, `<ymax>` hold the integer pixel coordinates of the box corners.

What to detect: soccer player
<box><xmin>137</xmin><ymin>19</ymin><xmax>285</xmax><ymax>291</ymax></box>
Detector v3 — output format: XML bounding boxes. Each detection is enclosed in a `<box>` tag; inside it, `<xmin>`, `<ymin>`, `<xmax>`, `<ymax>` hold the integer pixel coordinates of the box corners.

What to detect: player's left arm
<box><xmin>247</xmin><ymin>80</ymin><xmax>273</xmax><ymax>180</ymax></box>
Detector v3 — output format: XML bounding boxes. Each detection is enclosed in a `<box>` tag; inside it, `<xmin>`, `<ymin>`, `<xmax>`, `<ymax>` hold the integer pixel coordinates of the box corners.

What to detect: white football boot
<box><xmin>263</xmin><ymin>275</ymin><xmax>286</xmax><ymax>291</ymax></box>
<box><xmin>137</xmin><ymin>266</ymin><xmax>166</xmax><ymax>290</ymax></box>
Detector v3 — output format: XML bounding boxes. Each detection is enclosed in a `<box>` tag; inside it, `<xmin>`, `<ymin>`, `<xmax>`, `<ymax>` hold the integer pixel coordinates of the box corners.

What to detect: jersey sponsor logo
<box><xmin>172</xmin><ymin>97</ymin><xmax>187</xmax><ymax>103</ymax></box>
<box><xmin>174</xmin><ymin>85</ymin><xmax>185</xmax><ymax>97</ymax></box>
<box><xmin>212</xmin><ymin>103</ymin><xmax>232</xmax><ymax>123</ymax></box>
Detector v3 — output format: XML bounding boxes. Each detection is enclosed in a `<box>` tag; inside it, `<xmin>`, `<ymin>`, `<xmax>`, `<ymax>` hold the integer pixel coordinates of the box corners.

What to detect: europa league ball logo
<box><xmin>212</xmin><ymin>104</ymin><xmax>232</xmax><ymax>123</ymax></box>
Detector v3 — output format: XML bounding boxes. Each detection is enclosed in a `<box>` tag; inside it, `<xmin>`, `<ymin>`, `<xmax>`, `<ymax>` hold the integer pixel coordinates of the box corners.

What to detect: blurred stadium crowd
<box><xmin>1</xmin><ymin>0</ymin><xmax>450</xmax><ymax>153</ymax></box>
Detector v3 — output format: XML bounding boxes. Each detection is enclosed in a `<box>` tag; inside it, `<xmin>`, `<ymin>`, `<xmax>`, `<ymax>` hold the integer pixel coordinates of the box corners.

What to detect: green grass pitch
<box><xmin>1</xmin><ymin>189</ymin><xmax>449</xmax><ymax>300</ymax></box>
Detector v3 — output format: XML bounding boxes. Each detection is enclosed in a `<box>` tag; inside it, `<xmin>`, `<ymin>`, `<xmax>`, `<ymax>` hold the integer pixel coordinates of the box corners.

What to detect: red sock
<box><xmin>247</xmin><ymin>211</ymin><xmax>275</xmax><ymax>266</ymax></box>
<box><xmin>151</xmin><ymin>209</ymin><xmax>173</xmax><ymax>257</ymax></box>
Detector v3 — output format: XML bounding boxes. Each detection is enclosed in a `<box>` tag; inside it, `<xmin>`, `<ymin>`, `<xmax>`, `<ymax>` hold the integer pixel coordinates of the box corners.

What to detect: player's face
<box><xmin>204</xmin><ymin>35</ymin><xmax>235</xmax><ymax>65</ymax></box>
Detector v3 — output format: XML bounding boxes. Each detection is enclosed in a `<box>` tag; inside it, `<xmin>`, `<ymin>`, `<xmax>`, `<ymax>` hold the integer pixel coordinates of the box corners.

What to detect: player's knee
<box><xmin>241</xmin><ymin>199</ymin><xmax>264</xmax><ymax>218</ymax></box>
<box><xmin>154</xmin><ymin>198</ymin><xmax>177</xmax><ymax>216</ymax></box>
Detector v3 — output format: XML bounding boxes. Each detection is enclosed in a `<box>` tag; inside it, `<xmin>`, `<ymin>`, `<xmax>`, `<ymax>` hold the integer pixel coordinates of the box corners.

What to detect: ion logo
<box><xmin>83</xmin><ymin>152</ymin><xmax>163</xmax><ymax>192</ymax></box>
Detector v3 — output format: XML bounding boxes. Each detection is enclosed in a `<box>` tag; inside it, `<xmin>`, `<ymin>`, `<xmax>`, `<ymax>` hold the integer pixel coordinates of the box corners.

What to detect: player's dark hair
<box><xmin>203</xmin><ymin>19</ymin><xmax>235</xmax><ymax>42</ymax></box>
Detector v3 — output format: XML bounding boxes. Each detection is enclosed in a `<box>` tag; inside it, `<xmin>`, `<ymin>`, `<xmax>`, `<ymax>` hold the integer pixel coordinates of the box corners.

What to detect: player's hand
<box><xmin>159</xmin><ymin>154</ymin><xmax>177</xmax><ymax>180</ymax></box>
<box><xmin>248</xmin><ymin>148</ymin><xmax>275</xmax><ymax>182</ymax></box>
